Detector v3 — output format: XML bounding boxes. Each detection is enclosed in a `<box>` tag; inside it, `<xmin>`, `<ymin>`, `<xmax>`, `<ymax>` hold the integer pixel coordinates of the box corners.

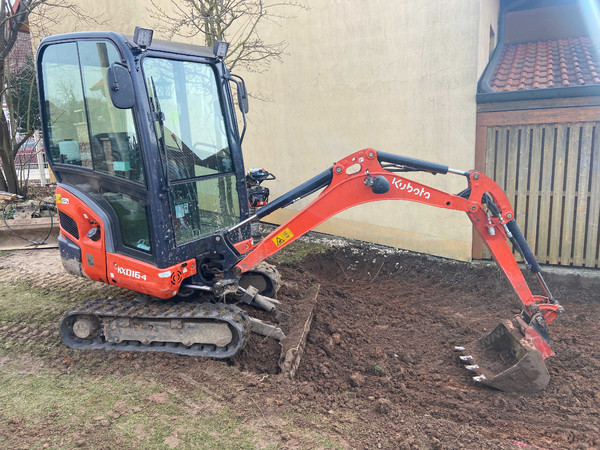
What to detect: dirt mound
<box><xmin>282</xmin><ymin>245</ymin><xmax>600</xmax><ymax>448</ymax></box>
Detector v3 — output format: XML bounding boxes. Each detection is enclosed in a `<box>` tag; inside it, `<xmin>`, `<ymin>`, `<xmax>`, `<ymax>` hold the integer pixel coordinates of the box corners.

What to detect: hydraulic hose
<box><xmin>377</xmin><ymin>152</ymin><xmax>449</xmax><ymax>175</ymax></box>
<box><xmin>254</xmin><ymin>168</ymin><xmax>333</xmax><ymax>220</ymax></box>
<box><xmin>506</xmin><ymin>220</ymin><xmax>542</xmax><ymax>274</ymax></box>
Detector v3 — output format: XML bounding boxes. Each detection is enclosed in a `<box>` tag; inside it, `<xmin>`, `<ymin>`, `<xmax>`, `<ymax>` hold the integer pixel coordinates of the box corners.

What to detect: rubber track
<box><xmin>240</xmin><ymin>261</ymin><xmax>282</xmax><ymax>297</ymax></box>
<box><xmin>60</xmin><ymin>297</ymin><xmax>249</xmax><ymax>358</ymax></box>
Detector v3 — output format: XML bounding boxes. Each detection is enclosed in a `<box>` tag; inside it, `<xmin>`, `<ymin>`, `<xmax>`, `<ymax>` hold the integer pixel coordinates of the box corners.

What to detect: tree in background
<box><xmin>9</xmin><ymin>55</ymin><xmax>39</xmax><ymax>135</ymax></box>
<box><xmin>150</xmin><ymin>0</ymin><xmax>306</xmax><ymax>73</ymax></box>
<box><xmin>5</xmin><ymin>53</ymin><xmax>39</xmax><ymax>196</ymax></box>
<box><xmin>0</xmin><ymin>0</ymin><xmax>95</xmax><ymax>195</ymax></box>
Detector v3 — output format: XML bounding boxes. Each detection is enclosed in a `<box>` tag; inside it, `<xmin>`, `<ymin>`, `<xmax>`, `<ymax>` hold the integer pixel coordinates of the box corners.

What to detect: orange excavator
<box><xmin>36</xmin><ymin>27</ymin><xmax>563</xmax><ymax>393</ymax></box>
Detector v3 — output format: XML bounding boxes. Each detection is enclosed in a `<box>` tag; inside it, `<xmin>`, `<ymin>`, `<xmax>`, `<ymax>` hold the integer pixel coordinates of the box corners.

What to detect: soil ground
<box><xmin>1</xmin><ymin>235</ymin><xmax>599</xmax><ymax>449</ymax></box>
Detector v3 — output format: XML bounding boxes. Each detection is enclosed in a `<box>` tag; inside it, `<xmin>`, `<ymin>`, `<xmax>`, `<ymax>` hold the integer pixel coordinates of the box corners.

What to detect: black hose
<box><xmin>2</xmin><ymin>201</ymin><xmax>54</xmax><ymax>246</ymax></box>
<box><xmin>377</xmin><ymin>152</ymin><xmax>449</xmax><ymax>175</ymax></box>
<box><xmin>506</xmin><ymin>219</ymin><xmax>542</xmax><ymax>274</ymax></box>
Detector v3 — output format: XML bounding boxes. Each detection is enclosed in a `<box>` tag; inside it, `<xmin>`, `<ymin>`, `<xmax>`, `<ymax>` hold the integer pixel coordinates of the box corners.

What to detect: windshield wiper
<box><xmin>148</xmin><ymin>76</ymin><xmax>169</xmax><ymax>181</ymax></box>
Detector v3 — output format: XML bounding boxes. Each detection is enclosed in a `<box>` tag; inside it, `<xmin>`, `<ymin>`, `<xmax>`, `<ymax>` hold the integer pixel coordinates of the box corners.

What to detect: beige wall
<box><xmin>242</xmin><ymin>0</ymin><xmax>498</xmax><ymax>261</ymax></box>
<box><xmin>29</xmin><ymin>0</ymin><xmax>202</xmax><ymax>47</ymax></box>
<box><xmin>31</xmin><ymin>1</ymin><xmax>499</xmax><ymax>261</ymax></box>
<box><xmin>478</xmin><ymin>0</ymin><xmax>500</xmax><ymax>75</ymax></box>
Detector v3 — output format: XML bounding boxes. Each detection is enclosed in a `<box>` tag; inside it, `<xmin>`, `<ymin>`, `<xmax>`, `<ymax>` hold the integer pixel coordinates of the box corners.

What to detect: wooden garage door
<box><xmin>475</xmin><ymin>106</ymin><xmax>600</xmax><ymax>268</ymax></box>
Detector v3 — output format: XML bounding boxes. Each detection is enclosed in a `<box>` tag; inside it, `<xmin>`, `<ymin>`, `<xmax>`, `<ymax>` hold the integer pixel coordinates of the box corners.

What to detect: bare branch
<box><xmin>148</xmin><ymin>0</ymin><xmax>307</xmax><ymax>73</ymax></box>
<box><xmin>0</xmin><ymin>0</ymin><xmax>102</xmax><ymax>195</ymax></box>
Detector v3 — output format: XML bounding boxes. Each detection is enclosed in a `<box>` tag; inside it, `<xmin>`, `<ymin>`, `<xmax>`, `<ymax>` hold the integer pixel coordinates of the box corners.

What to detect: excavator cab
<box><xmin>37</xmin><ymin>29</ymin><xmax>252</xmax><ymax>296</ymax></box>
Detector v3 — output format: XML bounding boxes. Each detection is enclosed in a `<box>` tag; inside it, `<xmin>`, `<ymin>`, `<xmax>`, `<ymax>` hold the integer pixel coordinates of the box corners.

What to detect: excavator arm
<box><xmin>230</xmin><ymin>148</ymin><xmax>563</xmax><ymax>392</ymax></box>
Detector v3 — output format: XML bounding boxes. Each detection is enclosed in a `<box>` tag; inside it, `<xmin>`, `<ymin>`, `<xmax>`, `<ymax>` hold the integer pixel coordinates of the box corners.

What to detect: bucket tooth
<box><xmin>461</xmin><ymin>319</ymin><xmax>550</xmax><ymax>393</ymax></box>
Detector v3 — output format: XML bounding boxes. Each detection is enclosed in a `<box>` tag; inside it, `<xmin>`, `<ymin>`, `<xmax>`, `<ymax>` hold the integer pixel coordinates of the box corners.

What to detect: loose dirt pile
<box><xmin>1</xmin><ymin>240</ymin><xmax>599</xmax><ymax>449</ymax></box>
<box><xmin>275</xmin><ymin>245</ymin><xmax>600</xmax><ymax>448</ymax></box>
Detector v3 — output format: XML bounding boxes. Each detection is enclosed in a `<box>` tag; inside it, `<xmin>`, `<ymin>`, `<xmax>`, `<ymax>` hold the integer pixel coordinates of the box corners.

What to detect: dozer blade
<box><xmin>279</xmin><ymin>284</ymin><xmax>320</xmax><ymax>379</ymax></box>
<box><xmin>457</xmin><ymin>319</ymin><xmax>551</xmax><ymax>393</ymax></box>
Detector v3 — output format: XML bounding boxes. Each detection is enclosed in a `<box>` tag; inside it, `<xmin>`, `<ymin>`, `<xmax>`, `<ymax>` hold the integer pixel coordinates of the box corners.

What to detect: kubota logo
<box><xmin>391</xmin><ymin>178</ymin><xmax>431</xmax><ymax>199</ymax></box>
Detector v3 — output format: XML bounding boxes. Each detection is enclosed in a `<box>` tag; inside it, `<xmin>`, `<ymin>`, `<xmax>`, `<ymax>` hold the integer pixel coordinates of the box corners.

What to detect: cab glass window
<box><xmin>40</xmin><ymin>41</ymin><xmax>144</xmax><ymax>183</ymax></box>
<box><xmin>102</xmin><ymin>192</ymin><xmax>152</xmax><ymax>253</ymax></box>
<box><xmin>143</xmin><ymin>57</ymin><xmax>233</xmax><ymax>181</ymax></box>
<box><xmin>170</xmin><ymin>175</ymin><xmax>240</xmax><ymax>245</ymax></box>
<box><xmin>143</xmin><ymin>57</ymin><xmax>241</xmax><ymax>244</ymax></box>
<box><xmin>40</xmin><ymin>43</ymin><xmax>93</xmax><ymax>168</ymax></box>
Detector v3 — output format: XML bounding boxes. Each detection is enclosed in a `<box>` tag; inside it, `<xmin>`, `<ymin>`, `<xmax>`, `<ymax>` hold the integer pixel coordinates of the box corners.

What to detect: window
<box><xmin>40</xmin><ymin>41</ymin><xmax>144</xmax><ymax>183</ymax></box>
<box><xmin>170</xmin><ymin>176</ymin><xmax>241</xmax><ymax>245</ymax></box>
<box><xmin>143</xmin><ymin>57</ymin><xmax>241</xmax><ymax>244</ymax></box>
<box><xmin>102</xmin><ymin>192</ymin><xmax>152</xmax><ymax>253</ymax></box>
<box><xmin>41</xmin><ymin>43</ymin><xmax>93</xmax><ymax>168</ymax></box>
<box><xmin>143</xmin><ymin>57</ymin><xmax>233</xmax><ymax>180</ymax></box>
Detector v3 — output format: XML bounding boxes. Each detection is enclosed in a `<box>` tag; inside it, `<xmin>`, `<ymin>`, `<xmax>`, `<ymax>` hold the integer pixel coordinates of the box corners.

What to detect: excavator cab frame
<box><xmin>37</xmin><ymin>31</ymin><xmax>251</xmax><ymax>296</ymax></box>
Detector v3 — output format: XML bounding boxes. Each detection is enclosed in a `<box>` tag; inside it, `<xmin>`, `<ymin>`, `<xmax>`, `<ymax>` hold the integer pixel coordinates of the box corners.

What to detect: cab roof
<box><xmin>39</xmin><ymin>30</ymin><xmax>217</xmax><ymax>60</ymax></box>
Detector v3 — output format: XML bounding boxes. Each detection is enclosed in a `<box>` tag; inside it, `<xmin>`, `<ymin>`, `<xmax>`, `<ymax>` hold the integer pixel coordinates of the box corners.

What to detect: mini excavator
<box><xmin>37</xmin><ymin>28</ymin><xmax>563</xmax><ymax>393</ymax></box>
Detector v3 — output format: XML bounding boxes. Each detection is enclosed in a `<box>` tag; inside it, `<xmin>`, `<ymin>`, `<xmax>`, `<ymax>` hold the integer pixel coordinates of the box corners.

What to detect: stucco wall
<box><xmin>241</xmin><ymin>0</ymin><xmax>495</xmax><ymax>261</ymax></box>
<box><xmin>30</xmin><ymin>0</ymin><xmax>499</xmax><ymax>261</ymax></box>
<box><xmin>478</xmin><ymin>0</ymin><xmax>501</xmax><ymax>75</ymax></box>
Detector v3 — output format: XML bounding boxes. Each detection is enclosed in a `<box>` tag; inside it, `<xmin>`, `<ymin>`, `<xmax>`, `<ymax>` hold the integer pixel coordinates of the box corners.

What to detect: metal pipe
<box><xmin>228</xmin><ymin>214</ymin><xmax>257</xmax><ymax>233</ymax></box>
<box><xmin>181</xmin><ymin>284</ymin><xmax>212</xmax><ymax>292</ymax></box>
<box><xmin>377</xmin><ymin>152</ymin><xmax>448</xmax><ymax>175</ymax></box>
<box><xmin>448</xmin><ymin>168</ymin><xmax>469</xmax><ymax>176</ymax></box>
<box><xmin>535</xmin><ymin>272</ymin><xmax>557</xmax><ymax>305</ymax></box>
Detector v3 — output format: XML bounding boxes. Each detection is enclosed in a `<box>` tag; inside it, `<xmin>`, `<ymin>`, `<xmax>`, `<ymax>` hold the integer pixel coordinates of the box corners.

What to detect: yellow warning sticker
<box><xmin>272</xmin><ymin>228</ymin><xmax>294</xmax><ymax>247</ymax></box>
<box><xmin>56</xmin><ymin>194</ymin><xmax>61</xmax><ymax>205</ymax></box>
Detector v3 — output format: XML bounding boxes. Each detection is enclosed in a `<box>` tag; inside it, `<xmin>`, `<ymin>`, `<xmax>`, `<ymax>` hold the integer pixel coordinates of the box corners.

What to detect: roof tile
<box><xmin>490</xmin><ymin>36</ymin><xmax>600</xmax><ymax>92</ymax></box>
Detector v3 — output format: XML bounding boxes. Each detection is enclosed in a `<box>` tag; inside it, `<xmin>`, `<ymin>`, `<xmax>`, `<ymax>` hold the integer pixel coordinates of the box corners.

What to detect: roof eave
<box><xmin>477</xmin><ymin>85</ymin><xmax>600</xmax><ymax>103</ymax></box>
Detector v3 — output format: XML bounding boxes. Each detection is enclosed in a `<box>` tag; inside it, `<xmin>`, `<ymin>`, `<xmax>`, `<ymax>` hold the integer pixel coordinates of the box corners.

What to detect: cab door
<box><xmin>38</xmin><ymin>39</ymin><xmax>154</xmax><ymax>282</ymax></box>
<box><xmin>142</xmin><ymin>57</ymin><xmax>243</xmax><ymax>247</ymax></box>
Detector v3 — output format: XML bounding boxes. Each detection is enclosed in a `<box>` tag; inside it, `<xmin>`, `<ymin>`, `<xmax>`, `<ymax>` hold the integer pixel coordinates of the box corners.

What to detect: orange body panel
<box><xmin>233</xmin><ymin>238</ymin><xmax>255</xmax><ymax>254</ymax></box>
<box><xmin>56</xmin><ymin>186</ymin><xmax>197</xmax><ymax>299</ymax></box>
<box><xmin>56</xmin><ymin>185</ymin><xmax>108</xmax><ymax>284</ymax></box>
<box><xmin>105</xmin><ymin>253</ymin><xmax>197</xmax><ymax>299</ymax></box>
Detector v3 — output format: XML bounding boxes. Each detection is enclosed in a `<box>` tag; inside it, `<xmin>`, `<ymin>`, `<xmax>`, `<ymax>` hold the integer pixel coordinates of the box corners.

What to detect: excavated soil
<box><xmin>1</xmin><ymin>241</ymin><xmax>599</xmax><ymax>449</ymax></box>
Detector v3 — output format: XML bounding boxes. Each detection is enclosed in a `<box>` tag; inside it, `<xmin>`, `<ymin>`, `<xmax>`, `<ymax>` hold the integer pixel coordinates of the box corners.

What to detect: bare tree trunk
<box><xmin>0</xmin><ymin>117</ymin><xmax>19</xmax><ymax>194</ymax></box>
<box><xmin>0</xmin><ymin>92</ymin><xmax>8</xmax><ymax>192</ymax></box>
<box><xmin>0</xmin><ymin>166</ymin><xmax>8</xmax><ymax>191</ymax></box>
<box><xmin>0</xmin><ymin>56</ymin><xmax>19</xmax><ymax>193</ymax></box>
<box><xmin>149</xmin><ymin>0</ymin><xmax>305</xmax><ymax>72</ymax></box>
<box><xmin>0</xmin><ymin>0</ymin><xmax>98</xmax><ymax>195</ymax></box>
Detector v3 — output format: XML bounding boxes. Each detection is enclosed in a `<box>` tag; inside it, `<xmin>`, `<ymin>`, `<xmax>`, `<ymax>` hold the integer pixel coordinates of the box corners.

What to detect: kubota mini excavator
<box><xmin>36</xmin><ymin>27</ymin><xmax>563</xmax><ymax>393</ymax></box>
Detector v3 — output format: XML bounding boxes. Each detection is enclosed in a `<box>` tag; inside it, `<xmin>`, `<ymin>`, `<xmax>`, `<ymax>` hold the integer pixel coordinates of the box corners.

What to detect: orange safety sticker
<box><xmin>272</xmin><ymin>227</ymin><xmax>294</xmax><ymax>247</ymax></box>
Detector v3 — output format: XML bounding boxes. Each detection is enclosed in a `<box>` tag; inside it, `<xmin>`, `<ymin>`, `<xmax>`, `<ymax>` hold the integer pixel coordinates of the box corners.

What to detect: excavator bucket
<box><xmin>457</xmin><ymin>319</ymin><xmax>551</xmax><ymax>393</ymax></box>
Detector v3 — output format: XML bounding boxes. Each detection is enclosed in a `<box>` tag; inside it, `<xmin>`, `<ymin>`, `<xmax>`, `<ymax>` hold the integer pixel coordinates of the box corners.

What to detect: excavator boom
<box><xmin>230</xmin><ymin>148</ymin><xmax>563</xmax><ymax>392</ymax></box>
